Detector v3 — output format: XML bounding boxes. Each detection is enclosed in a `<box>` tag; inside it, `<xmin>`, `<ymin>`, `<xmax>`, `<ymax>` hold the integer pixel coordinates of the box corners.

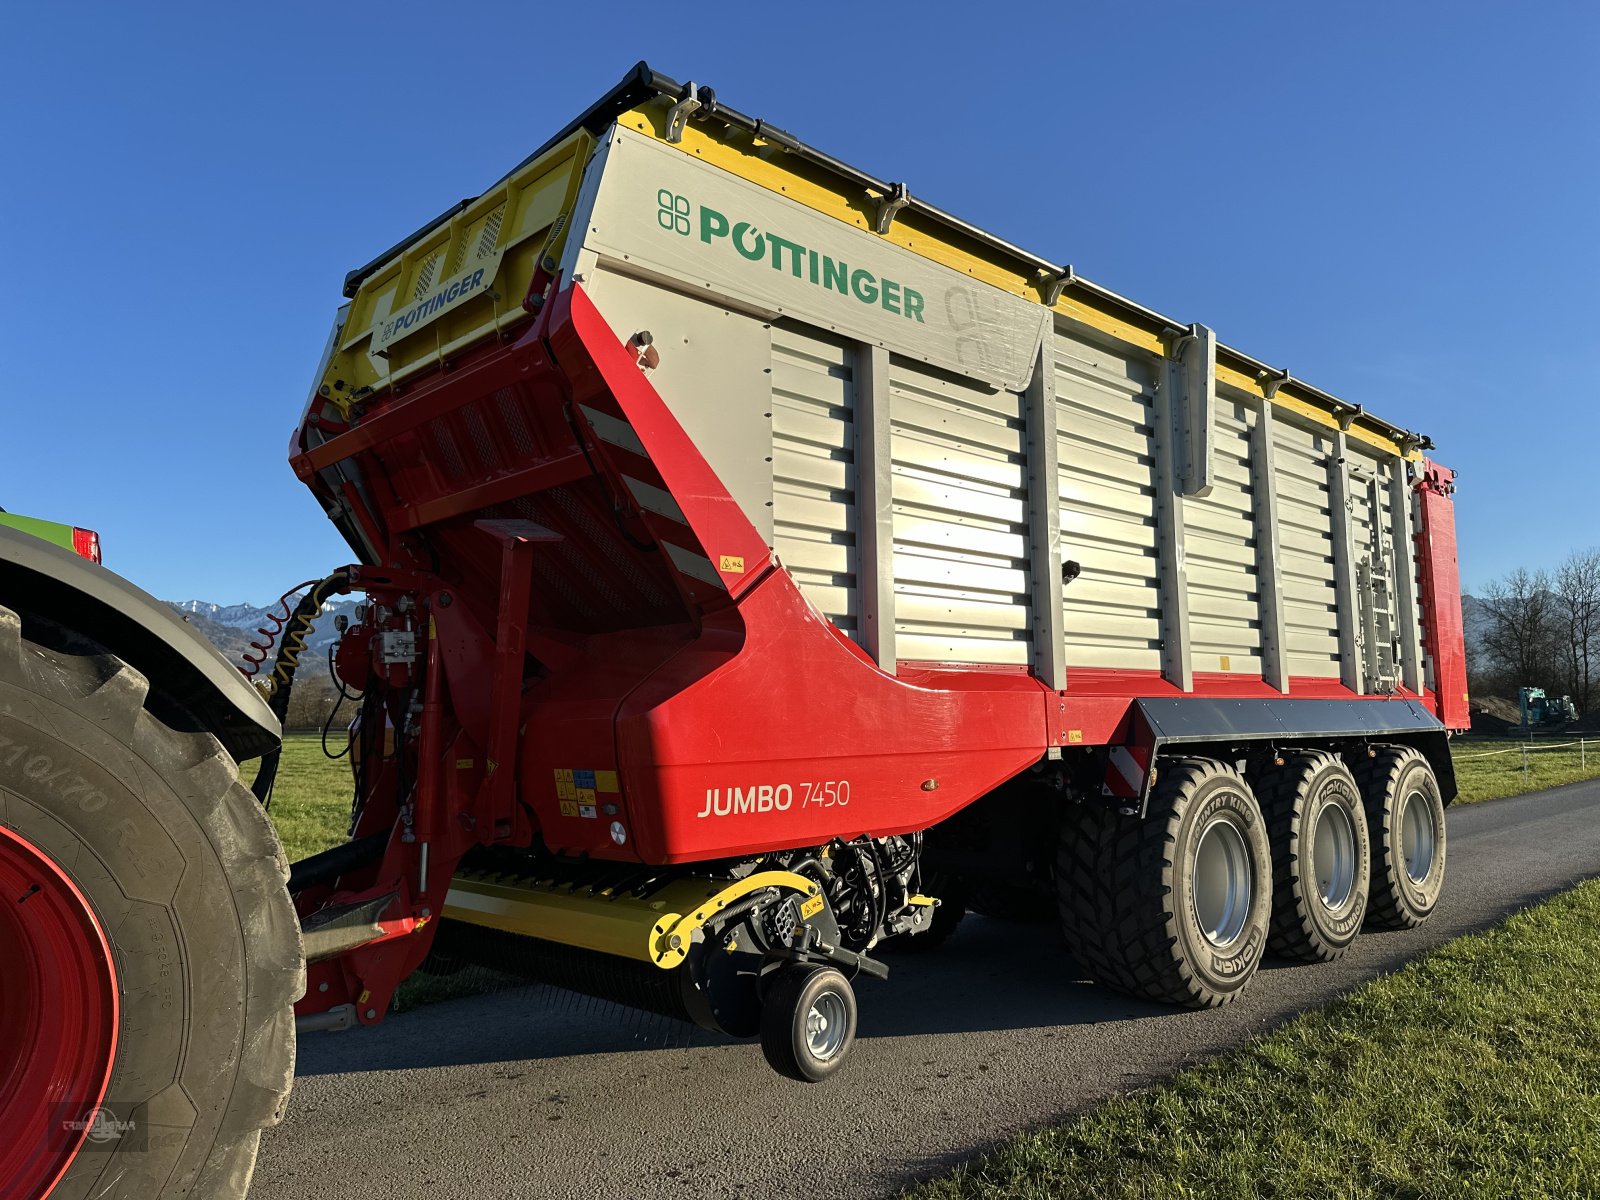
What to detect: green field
<box><xmin>1449</xmin><ymin>735</ymin><xmax>1600</xmax><ymax>804</ymax></box>
<box><xmin>266</xmin><ymin>735</ymin><xmax>353</xmax><ymax>862</ymax></box>
<box><xmin>911</xmin><ymin>878</ymin><xmax>1600</xmax><ymax>1199</ymax></box>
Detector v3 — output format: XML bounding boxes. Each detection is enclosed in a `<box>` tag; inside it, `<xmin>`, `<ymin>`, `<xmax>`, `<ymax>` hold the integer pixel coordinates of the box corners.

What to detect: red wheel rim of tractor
<box><xmin>0</xmin><ymin>824</ymin><xmax>119</xmax><ymax>1200</ymax></box>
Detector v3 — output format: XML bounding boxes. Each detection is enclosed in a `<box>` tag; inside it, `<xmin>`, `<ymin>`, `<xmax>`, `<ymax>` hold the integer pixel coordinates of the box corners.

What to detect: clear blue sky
<box><xmin>4</xmin><ymin>2</ymin><xmax>1595</xmax><ymax>604</ymax></box>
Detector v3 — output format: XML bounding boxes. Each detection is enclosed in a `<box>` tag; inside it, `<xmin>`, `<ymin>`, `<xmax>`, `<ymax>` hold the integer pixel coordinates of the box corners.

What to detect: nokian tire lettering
<box><xmin>1057</xmin><ymin>758</ymin><xmax>1272</xmax><ymax>1008</ymax></box>
<box><xmin>0</xmin><ymin>605</ymin><xmax>301</xmax><ymax>1199</ymax></box>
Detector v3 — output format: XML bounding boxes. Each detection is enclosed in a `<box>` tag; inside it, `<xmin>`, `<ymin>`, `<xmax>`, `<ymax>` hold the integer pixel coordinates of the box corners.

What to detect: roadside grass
<box><xmin>1450</xmin><ymin>734</ymin><xmax>1600</xmax><ymax>804</ymax></box>
<box><xmin>910</xmin><ymin>878</ymin><xmax>1600</xmax><ymax>1200</ymax></box>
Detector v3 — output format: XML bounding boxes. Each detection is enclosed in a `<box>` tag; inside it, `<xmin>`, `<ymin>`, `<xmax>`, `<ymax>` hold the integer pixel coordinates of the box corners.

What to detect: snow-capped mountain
<box><xmin>168</xmin><ymin>599</ymin><xmax>281</xmax><ymax>630</ymax></box>
<box><xmin>165</xmin><ymin>596</ymin><xmax>360</xmax><ymax>673</ymax></box>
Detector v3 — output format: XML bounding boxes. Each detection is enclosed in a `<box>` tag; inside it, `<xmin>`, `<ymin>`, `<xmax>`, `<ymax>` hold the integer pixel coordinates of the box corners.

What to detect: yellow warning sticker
<box><xmin>1067</xmin><ymin>729</ymin><xmax>1084</xmax><ymax>744</ymax></box>
<box><xmin>455</xmin><ymin>758</ymin><xmax>475</xmax><ymax>769</ymax></box>
<box><xmin>1219</xmin><ymin>655</ymin><xmax>1232</xmax><ymax>672</ymax></box>
<box><xmin>596</xmin><ymin>770</ymin><xmax>620</xmax><ymax>793</ymax></box>
<box><xmin>554</xmin><ymin>768</ymin><xmax>575</xmax><ymax>800</ymax></box>
<box><xmin>719</xmin><ymin>554</ymin><xmax>745</xmax><ymax>573</ymax></box>
<box><xmin>576</xmin><ymin>786</ymin><xmax>596</xmax><ymax>804</ymax></box>
<box><xmin>799</xmin><ymin>894</ymin><xmax>824</xmax><ymax>920</ymax></box>
<box><xmin>559</xmin><ymin>800</ymin><xmax>579</xmax><ymax>818</ymax></box>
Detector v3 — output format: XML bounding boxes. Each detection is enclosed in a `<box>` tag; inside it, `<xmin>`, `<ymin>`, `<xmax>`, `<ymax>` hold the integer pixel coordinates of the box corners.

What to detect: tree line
<box><xmin>1472</xmin><ymin>548</ymin><xmax>1600</xmax><ymax>713</ymax></box>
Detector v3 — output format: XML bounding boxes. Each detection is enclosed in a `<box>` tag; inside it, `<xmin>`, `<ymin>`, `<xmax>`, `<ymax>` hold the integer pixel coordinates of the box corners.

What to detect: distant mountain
<box><xmin>166</xmin><ymin>596</ymin><xmax>360</xmax><ymax>679</ymax></box>
<box><xmin>169</xmin><ymin>600</ymin><xmax>273</xmax><ymax>629</ymax></box>
<box><xmin>1461</xmin><ymin>594</ymin><xmax>1488</xmax><ymax>659</ymax></box>
<box><xmin>168</xmin><ymin>595</ymin><xmax>363</xmax><ymax>732</ymax></box>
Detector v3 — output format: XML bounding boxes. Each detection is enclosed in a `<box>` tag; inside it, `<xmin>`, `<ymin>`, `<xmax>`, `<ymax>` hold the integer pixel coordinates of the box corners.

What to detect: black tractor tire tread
<box><xmin>1251</xmin><ymin>750</ymin><xmax>1369</xmax><ymax>962</ymax></box>
<box><xmin>0</xmin><ymin>604</ymin><xmax>302</xmax><ymax>1199</ymax></box>
<box><xmin>1056</xmin><ymin>757</ymin><xmax>1268</xmax><ymax>1009</ymax></box>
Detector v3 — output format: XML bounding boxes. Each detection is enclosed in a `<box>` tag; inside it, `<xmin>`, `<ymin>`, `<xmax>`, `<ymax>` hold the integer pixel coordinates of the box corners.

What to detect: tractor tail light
<box><xmin>71</xmin><ymin>528</ymin><xmax>101</xmax><ymax>564</ymax></box>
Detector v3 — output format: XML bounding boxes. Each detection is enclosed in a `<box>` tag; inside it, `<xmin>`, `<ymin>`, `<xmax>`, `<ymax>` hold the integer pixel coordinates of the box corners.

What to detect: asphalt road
<box><xmin>255</xmin><ymin>779</ymin><xmax>1600</xmax><ymax>1200</ymax></box>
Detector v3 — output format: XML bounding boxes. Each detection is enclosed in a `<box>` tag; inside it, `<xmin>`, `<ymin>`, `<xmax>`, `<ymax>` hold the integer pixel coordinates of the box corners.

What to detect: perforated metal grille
<box><xmin>428</xmin><ymin>422</ymin><xmax>471</xmax><ymax>483</ymax></box>
<box><xmin>477</xmin><ymin>207</ymin><xmax>504</xmax><ymax>260</ymax></box>
<box><xmin>414</xmin><ymin>251</ymin><xmax>441</xmax><ymax>299</ymax></box>
<box><xmin>495</xmin><ymin>388</ymin><xmax>536</xmax><ymax>459</ymax></box>
<box><xmin>544</xmin><ymin>486</ymin><xmax>676</xmax><ymax>611</ymax></box>
<box><xmin>461</xmin><ymin>405</ymin><xmax>499</xmax><ymax>474</ymax></box>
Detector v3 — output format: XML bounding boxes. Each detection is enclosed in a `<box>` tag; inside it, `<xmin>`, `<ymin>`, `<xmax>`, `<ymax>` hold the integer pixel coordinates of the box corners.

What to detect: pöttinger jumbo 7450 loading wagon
<box><xmin>0</xmin><ymin>63</ymin><xmax>1467</xmax><ymax>1198</ymax></box>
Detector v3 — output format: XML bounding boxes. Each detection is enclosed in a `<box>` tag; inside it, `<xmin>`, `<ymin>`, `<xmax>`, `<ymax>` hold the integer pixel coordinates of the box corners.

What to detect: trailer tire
<box><xmin>1057</xmin><ymin>758</ymin><xmax>1271</xmax><ymax>1008</ymax></box>
<box><xmin>0</xmin><ymin>607</ymin><xmax>301</xmax><ymax>1200</ymax></box>
<box><xmin>1356</xmin><ymin>746</ymin><xmax>1446</xmax><ymax>929</ymax></box>
<box><xmin>1252</xmin><ymin>751</ymin><xmax>1370</xmax><ymax>962</ymax></box>
<box><xmin>760</xmin><ymin>963</ymin><xmax>857</xmax><ymax>1082</ymax></box>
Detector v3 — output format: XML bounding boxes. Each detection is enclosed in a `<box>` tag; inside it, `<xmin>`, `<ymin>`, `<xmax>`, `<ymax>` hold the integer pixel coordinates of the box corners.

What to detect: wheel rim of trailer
<box><xmin>806</xmin><ymin>991</ymin><xmax>849</xmax><ymax>1062</ymax></box>
<box><xmin>1192</xmin><ymin>815</ymin><xmax>1252</xmax><ymax>947</ymax></box>
<box><xmin>1313</xmin><ymin>802</ymin><xmax>1358</xmax><ymax>910</ymax></box>
<box><xmin>1399</xmin><ymin>787</ymin><xmax>1436</xmax><ymax>884</ymax></box>
<box><xmin>0</xmin><ymin>825</ymin><xmax>119</xmax><ymax>1199</ymax></box>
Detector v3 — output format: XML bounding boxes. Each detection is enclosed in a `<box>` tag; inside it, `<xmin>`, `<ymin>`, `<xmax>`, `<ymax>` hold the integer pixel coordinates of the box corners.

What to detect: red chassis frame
<box><xmin>287</xmin><ymin>281</ymin><xmax>1467</xmax><ymax>1023</ymax></box>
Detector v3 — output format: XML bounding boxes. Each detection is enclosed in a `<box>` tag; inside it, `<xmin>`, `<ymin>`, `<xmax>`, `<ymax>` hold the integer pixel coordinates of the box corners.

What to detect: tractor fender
<box><xmin>0</xmin><ymin>524</ymin><xmax>279</xmax><ymax>761</ymax></box>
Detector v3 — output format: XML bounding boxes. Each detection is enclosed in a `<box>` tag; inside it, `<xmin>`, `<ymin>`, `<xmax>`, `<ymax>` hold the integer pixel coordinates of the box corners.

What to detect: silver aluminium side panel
<box><xmin>769</xmin><ymin>322</ymin><xmax>860</xmax><ymax>640</ymax></box>
<box><xmin>581</xmin><ymin>270</ymin><xmax>776</xmax><ymax>543</ymax></box>
<box><xmin>1054</xmin><ymin>321</ymin><xmax>1163</xmax><ymax>672</ymax></box>
<box><xmin>569</xmin><ymin>121</ymin><xmax>1422</xmax><ymax>693</ymax></box>
<box><xmin>577</xmin><ymin>128</ymin><xmax>1047</xmax><ymax>393</ymax></box>
<box><xmin>1273</xmin><ymin>415</ymin><xmax>1343</xmax><ymax>679</ymax></box>
<box><xmin>888</xmin><ymin>357</ymin><xmax>1032</xmax><ymax>666</ymax></box>
<box><xmin>1184</xmin><ymin>394</ymin><xmax>1263</xmax><ymax>676</ymax></box>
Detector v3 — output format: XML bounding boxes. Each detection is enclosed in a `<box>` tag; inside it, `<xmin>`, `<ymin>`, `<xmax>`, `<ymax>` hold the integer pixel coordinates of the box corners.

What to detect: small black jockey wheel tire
<box><xmin>760</xmin><ymin>963</ymin><xmax>858</xmax><ymax>1082</ymax></box>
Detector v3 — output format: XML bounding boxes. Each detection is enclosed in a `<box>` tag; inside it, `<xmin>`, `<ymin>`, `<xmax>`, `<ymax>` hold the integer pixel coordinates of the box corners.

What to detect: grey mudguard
<box><xmin>1132</xmin><ymin>696</ymin><xmax>1457</xmax><ymax>805</ymax></box>
<box><xmin>0</xmin><ymin>525</ymin><xmax>280</xmax><ymax>761</ymax></box>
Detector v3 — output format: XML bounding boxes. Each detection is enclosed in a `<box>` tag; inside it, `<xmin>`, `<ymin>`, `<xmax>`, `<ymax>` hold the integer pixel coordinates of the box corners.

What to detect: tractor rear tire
<box><xmin>1252</xmin><ymin>751</ymin><xmax>1370</xmax><ymax>962</ymax></box>
<box><xmin>1356</xmin><ymin>746</ymin><xmax>1447</xmax><ymax>929</ymax></box>
<box><xmin>1057</xmin><ymin>758</ymin><xmax>1271</xmax><ymax>1007</ymax></box>
<box><xmin>0</xmin><ymin>606</ymin><xmax>302</xmax><ymax>1199</ymax></box>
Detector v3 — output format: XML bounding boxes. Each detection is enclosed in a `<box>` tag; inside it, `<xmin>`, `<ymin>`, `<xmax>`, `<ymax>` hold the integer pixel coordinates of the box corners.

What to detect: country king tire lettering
<box><xmin>0</xmin><ymin>605</ymin><xmax>301</xmax><ymax>1199</ymax></box>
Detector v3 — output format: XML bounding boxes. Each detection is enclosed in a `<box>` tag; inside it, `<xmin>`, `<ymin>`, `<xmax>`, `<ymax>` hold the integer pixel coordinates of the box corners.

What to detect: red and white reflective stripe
<box><xmin>1105</xmin><ymin>743</ymin><xmax>1151</xmax><ymax>799</ymax></box>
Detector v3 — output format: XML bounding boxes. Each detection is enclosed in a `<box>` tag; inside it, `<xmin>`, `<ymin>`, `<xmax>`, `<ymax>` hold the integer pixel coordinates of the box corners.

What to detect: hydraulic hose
<box><xmin>251</xmin><ymin>569</ymin><xmax>352</xmax><ymax>805</ymax></box>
